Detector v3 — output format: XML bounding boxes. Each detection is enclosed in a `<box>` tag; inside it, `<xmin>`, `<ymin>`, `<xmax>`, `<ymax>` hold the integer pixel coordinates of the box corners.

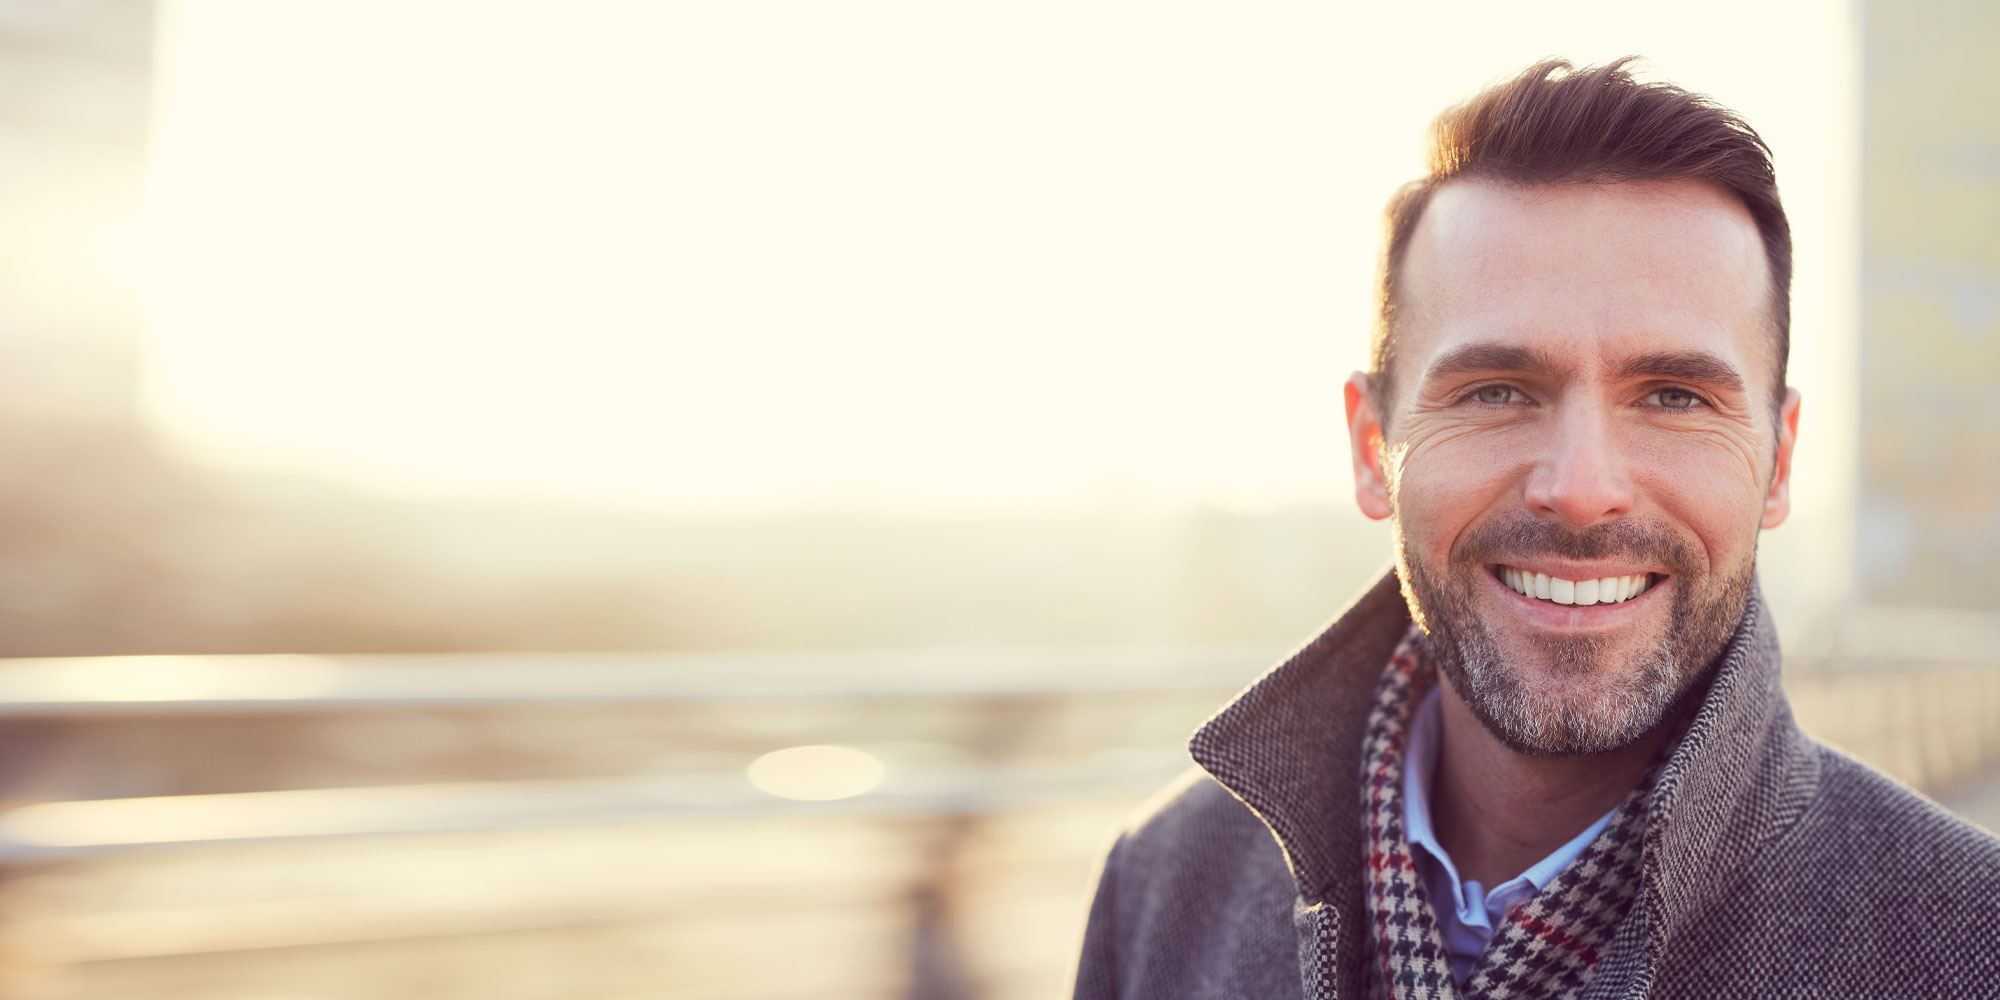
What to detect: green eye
<box><xmin>1655</xmin><ymin>388</ymin><xmax>1700</xmax><ymax>409</ymax></box>
<box><xmin>1474</xmin><ymin>385</ymin><xmax>1516</xmax><ymax>405</ymax></box>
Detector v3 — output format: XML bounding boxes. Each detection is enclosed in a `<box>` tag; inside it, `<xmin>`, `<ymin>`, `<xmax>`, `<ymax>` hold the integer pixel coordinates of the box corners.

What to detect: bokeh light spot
<box><xmin>746</xmin><ymin>745</ymin><xmax>885</xmax><ymax>802</ymax></box>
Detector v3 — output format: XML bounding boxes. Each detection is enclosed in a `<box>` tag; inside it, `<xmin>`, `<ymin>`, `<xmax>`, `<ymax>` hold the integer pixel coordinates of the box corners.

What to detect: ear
<box><xmin>1761</xmin><ymin>387</ymin><xmax>1801</xmax><ymax>529</ymax></box>
<box><xmin>1344</xmin><ymin>372</ymin><xmax>1393</xmax><ymax>521</ymax></box>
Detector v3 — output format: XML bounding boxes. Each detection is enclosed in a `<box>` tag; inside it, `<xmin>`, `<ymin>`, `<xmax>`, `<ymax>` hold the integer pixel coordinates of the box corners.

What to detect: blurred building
<box><xmin>0</xmin><ymin>0</ymin><xmax>199</xmax><ymax>659</ymax></box>
<box><xmin>0</xmin><ymin>0</ymin><xmax>153</xmax><ymax>434</ymax></box>
<box><xmin>1859</xmin><ymin>0</ymin><xmax>2000</xmax><ymax>611</ymax></box>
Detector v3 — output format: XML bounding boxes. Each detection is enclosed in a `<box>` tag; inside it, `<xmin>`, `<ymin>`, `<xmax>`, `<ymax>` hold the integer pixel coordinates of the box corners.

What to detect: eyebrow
<box><xmin>1611</xmin><ymin>350</ymin><xmax>1747</xmax><ymax>393</ymax></box>
<box><xmin>1420</xmin><ymin>342</ymin><xmax>1749</xmax><ymax>396</ymax></box>
<box><xmin>1420</xmin><ymin>343</ymin><xmax>1572</xmax><ymax>385</ymax></box>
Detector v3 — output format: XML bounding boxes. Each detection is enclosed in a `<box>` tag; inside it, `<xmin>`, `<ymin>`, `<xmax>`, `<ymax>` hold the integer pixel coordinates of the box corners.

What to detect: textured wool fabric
<box><xmin>1361</xmin><ymin>627</ymin><xmax>1652</xmax><ymax>1000</ymax></box>
<box><xmin>1072</xmin><ymin>570</ymin><xmax>2000</xmax><ymax>1000</ymax></box>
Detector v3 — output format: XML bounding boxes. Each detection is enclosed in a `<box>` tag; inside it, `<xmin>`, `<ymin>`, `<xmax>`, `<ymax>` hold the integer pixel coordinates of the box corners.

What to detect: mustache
<box><xmin>1453</xmin><ymin>513</ymin><xmax>1699</xmax><ymax>577</ymax></box>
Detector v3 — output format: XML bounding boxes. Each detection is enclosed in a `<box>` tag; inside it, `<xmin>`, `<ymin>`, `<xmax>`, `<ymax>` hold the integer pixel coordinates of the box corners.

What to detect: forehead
<box><xmin>1397</xmin><ymin>178</ymin><xmax>1774</xmax><ymax>392</ymax></box>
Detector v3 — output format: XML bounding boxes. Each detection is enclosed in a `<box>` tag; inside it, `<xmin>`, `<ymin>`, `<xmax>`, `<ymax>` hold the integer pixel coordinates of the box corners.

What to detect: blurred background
<box><xmin>0</xmin><ymin>0</ymin><xmax>1992</xmax><ymax>997</ymax></box>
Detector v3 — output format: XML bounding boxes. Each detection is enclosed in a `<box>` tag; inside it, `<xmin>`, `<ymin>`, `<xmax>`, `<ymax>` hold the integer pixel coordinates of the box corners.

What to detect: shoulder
<box><xmin>1115</xmin><ymin>767</ymin><xmax>1277</xmax><ymax>864</ymax></box>
<box><xmin>1078</xmin><ymin>768</ymin><xmax>1304</xmax><ymax>1000</ymax></box>
<box><xmin>1100</xmin><ymin>767</ymin><xmax>1295</xmax><ymax>921</ymax></box>
<box><xmin>1657</xmin><ymin>743</ymin><xmax>2000</xmax><ymax>997</ymax></box>
<box><xmin>1794</xmin><ymin>744</ymin><xmax>2000</xmax><ymax>887</ymax></box>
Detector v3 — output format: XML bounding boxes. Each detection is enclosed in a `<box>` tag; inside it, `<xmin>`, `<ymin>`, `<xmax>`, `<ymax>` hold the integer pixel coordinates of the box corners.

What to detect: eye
<box><xmin>1646</xmin><ymin>387</ymin><xmax>1707</xmax><ymax>410</ymax></box>
<box><xmin>1468</xmin><ymin>384</ymin><xmax>1524</xmax><ymax>405</ymax></box>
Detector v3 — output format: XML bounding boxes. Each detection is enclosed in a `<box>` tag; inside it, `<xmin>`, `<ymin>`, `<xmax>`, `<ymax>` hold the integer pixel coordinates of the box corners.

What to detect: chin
<box><xmin>1435</xmin><ymin>626</ymin><xmax>1684</xmax><ymax>757</ymax></box>
<box><xmin>1459</xmin><ymin>633</ymin><xmax>1683</xmax><ymax>756</ymax></box>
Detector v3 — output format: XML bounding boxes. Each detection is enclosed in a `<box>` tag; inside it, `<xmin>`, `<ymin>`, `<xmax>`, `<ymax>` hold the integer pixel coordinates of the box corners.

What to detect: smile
<box><xmin>1493</xmin><ymin>565</ymin><xmax>1659</xmax><ymax>606</ymax></box>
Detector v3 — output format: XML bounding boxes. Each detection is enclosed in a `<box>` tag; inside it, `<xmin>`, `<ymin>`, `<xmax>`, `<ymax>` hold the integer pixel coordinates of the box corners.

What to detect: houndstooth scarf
<box><xmin>1361</xmin><ymin>627</ymin><xmax>1654</xmax><ymax>1000</ymax></box>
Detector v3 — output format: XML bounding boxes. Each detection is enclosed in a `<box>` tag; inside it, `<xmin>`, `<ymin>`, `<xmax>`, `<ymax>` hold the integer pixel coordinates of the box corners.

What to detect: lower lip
<box><xmin>1485</xmin><ymin>568</ymin><xmax>1664</xmax><ymax>631</ymax></box>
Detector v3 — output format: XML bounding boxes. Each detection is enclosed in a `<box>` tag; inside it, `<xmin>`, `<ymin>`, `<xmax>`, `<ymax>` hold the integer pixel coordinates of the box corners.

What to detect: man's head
<box><xmin>1368</xmin><ymin>58</ymin><xmax>1793</xmax><ymax>422</ymax></box>
<box><xmin>1342</xmin><ymin>58</ymin><xmax>1803</xmax><ymax>757</ymax></box>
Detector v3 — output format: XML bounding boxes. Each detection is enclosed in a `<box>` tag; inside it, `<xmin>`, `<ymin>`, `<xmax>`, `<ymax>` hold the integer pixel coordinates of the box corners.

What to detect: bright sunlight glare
<box><xmin>138</xmin><ymin>1</ymin><xmax>1854</xmax><ymax>517</ymax></box>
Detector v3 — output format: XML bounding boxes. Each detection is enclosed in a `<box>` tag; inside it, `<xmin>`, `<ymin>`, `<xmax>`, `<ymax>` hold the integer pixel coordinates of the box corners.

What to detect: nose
<box><xmin>1522</xmin><ymin>401</ymin><xmax>1634</xmax><ymax>528</ymax></box>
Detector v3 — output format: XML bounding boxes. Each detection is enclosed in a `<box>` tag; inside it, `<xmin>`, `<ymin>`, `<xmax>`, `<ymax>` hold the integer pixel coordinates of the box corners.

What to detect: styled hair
<box><xmin>1369</xmin><ymin>57</ymin><xmax>1792</xmax><ymax>417</ymax></box>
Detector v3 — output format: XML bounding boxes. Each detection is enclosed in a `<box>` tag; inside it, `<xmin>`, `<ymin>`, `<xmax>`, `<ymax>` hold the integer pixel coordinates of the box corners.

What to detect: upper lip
<box><xmin>1488</xmin><ymin>560</ymin><xmax>1664</xmax><ymax>581</ymax></box>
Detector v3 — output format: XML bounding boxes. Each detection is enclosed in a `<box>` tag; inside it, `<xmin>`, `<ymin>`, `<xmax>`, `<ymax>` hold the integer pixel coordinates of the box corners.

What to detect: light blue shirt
<box><xmin>1402</xmin><ymin>684</ymin><xmax>1619</xmax><ymax>984</ymax></box>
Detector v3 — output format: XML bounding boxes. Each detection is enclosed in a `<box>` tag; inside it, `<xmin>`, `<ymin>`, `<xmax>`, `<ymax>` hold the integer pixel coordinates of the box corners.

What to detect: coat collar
<box><xmin>1189</xmin><ymin>568</ymin><xmax>1820</xmax><ymax>991</ymax></box>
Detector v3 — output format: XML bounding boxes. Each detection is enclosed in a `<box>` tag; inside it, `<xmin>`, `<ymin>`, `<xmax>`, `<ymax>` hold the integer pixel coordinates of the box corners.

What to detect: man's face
<box><xmin>1344</xmin><ymin>178</ymin><xmax>1801</xmax><ymax>756</ymax></box>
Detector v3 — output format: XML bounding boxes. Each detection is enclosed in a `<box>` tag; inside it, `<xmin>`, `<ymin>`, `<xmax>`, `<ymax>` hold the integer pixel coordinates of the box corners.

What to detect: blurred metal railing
<box><xmin>0</xmin><ymin>636</ymin><xmax>1994</xmax><ymax>856</ymax></box>
<box><xmin>0</xmin><ymin>645</ymin><xmax>1280</xmax><ymax>1000</ymax></box>
<box><xmin>0</xmin><ymin>636</ymin><xmax>1993</xmax><ymax>1000</ymax></box>
<box><xmin>0</xmin><ymin>645</ymin><xmax>1280</xmax><ymax>716</ymax></box>
<box><xmin>0</xmin><ymin>751</ymin><xmax>1192</xmax><ymax>861</ymax></box>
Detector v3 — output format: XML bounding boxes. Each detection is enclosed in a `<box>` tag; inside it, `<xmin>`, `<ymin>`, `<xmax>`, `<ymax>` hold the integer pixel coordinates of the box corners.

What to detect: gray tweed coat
<box><xmin>1073</xmin><ymin>571</ymin><xmax>2000</xmax><ymax>999</ymax></box>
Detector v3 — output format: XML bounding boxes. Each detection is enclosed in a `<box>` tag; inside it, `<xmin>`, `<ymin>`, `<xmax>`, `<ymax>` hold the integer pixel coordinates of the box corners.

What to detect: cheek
<box><xmin>1628</xmin><ymin>437</ymin><xmax>1773</xmax><ymax>563</ymax></box>
<box><xmin>1390</xmin><ymin>437</ymin><xmax>1524</xmax><ymax>550</ymax></box>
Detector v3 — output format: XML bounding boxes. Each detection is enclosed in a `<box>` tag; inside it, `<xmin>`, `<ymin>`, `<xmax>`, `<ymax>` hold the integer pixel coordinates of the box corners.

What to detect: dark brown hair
<box><xmin>1370</xmin><ymin>57</ymin><xmax>1792</xmax><ymax>417</ymax></box>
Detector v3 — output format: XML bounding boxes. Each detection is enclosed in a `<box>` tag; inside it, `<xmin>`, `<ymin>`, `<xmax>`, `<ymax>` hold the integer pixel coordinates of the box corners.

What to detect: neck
<box><xmin>1427</xmin><ymin>680</ymin><xmax>1670</xmax><ymax>888</ymax></box>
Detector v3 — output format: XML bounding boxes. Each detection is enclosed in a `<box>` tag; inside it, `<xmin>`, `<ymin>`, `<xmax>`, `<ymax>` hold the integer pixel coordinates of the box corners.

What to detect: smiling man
<box><xmin>1073</xmin><ymin>60</ymin><xmax>2000</xmax><ymax>1000</ymax></box>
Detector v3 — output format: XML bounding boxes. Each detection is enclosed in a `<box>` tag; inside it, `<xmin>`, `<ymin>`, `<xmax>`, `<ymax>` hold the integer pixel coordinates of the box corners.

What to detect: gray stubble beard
<box><xmin>1393</xmin><ymin>515</ymin><xmax>1754</xmax><ymax>758</ymax></box>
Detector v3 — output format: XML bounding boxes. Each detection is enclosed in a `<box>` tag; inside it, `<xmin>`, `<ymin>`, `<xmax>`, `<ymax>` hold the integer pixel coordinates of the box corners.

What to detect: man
<box><xmin>1072</xmin><ymin>59</ymin><xmax>2000</xmax><ymax>1000</ymax></box>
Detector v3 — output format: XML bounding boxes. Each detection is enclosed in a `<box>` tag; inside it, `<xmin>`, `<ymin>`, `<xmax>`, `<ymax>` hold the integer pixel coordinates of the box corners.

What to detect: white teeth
<box><xmin>1503</xmin><ymin>567</ymin><xmax>1654</xmax><ymax>606</ymax></box>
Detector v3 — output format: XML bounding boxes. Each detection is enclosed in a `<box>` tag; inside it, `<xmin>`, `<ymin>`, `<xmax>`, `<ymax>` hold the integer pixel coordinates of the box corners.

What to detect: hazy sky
<box><xmin>138</xmin><ymin>1</ymin><xmax>1857</xmax><ymax>518</ymax></box>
